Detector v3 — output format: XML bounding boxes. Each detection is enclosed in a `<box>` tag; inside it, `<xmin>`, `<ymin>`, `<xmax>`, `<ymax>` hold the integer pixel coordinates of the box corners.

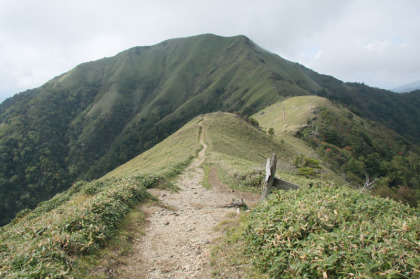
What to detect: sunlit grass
<box><xmin>105</xmin><ymin>115</ymin><xmax>204</xmax><ymax>179</ymax></box>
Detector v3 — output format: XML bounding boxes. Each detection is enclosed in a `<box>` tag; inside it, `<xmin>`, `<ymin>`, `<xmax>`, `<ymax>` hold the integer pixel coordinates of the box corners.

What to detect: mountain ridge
<box><xmin>392</xmin><ymin>80</ymin><xmax>420</xmax><ymax>93</ymax></box>
<box><xmin>1</xmin><ymin>109</ymin><xmax>418</xmax><ymax>278</ymax></box>
<box><xmin>1</xmin><ymin>33</ymin><xmax>419</xmax><ymax>225</ymax></box>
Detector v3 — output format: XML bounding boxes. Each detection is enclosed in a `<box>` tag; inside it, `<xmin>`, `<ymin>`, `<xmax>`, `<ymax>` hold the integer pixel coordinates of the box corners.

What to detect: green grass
<box><xmin>204</xmin><ymin>112</ymin><xmax>288</xmax><ymax>170</ymax></box>
<box><xmin>104</xmin><ymin>115</ymin><xmax>204</xmax><ymax>179</ymax></box>
<box><xmin>246</xmin><ymin>185</ymin><xmax>420</xmax><ymax>278</ymax></box>
<box><xmin>72</xmin><ymin>209</ymin><xmax>146</xmax><ymax>278</ymax></box>
<box><xmin>211</xmin><ymin>185</ymin><xmax>420</xmax><ymax>279</ymax></box>
<box><xmin>0</xmin><ymin>114</ymin><xmax>208</xmax><ymax>278</ymax></box>
<box><xmin>0</xmin><ymin>177</ymin><xmax>151</xmax><ymax>278</ymax></box>
<box><xmin>202</xmin><ymin>112</ymin><xmax>288</xmax><ymax>192</ymax></box>
<box><xmin>2</xmin><ymin>109</ymin><xmax>418</xmax><ymax>278</ymax></box>
<box><xmin>202</xmin><ymin>164</ymin><xmax>211</xmax><ymax>190</ymax></box>
<box><xmin>210</xmin><ymin>212</ymin><xmax>269</xmax><ymax>279</ymax></box>
<box><xmin>253</xmin><ymin>95</ymin><xmax>328</xmax><ymax>134</ymax></box>
<box><xmin>202</xmin><ymin>111</ymin><xmax>344</xmax><ymax>192</ymax></box>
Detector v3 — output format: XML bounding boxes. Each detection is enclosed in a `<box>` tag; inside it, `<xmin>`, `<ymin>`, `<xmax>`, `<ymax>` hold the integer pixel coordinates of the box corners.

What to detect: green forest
<box><xmin>298</xmin><ymin>104</ymin><xmax>420</xmax><ymax>206</ymax></box>
<box><xmin>1</xmin><ymin>34</ymin><xmax>420</xmax><ymax>226</ymax></box>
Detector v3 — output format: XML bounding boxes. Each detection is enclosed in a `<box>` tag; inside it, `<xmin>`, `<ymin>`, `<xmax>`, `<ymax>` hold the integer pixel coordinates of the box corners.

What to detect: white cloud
<box><xmin>1</xmin><ymin>0</ymin><xmax>420</xmax><ymax>101</ymax></box>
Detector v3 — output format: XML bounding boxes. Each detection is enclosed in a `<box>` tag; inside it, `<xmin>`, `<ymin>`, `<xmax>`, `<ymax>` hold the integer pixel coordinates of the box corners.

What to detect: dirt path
<box><xmin>118</xmin><ymin>119</ymin><xmax>259</xmax><ymax>279</ymax></box>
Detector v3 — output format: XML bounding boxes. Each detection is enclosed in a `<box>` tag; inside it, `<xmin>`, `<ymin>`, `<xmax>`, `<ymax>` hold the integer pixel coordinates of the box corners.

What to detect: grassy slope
<box><xmin>253</xmin><ymin>95</ymin><xmax>329</xmax><ymax>134</ymax></box>
<box><xmin>2</xmin><ymin>34</ymin><xmax>420</xmax><ymax>226</ymax></box>
<box><xmin>253</xmin><ymin>95</ymin><xmax>327</xmax><ymax>161</ymax></box>
<box><xmin>0</xmin><ymin>115</ymin><xmax>204</xmax><ymax>278</ymax></box>
<box><xmin>202</xmin><ymin>112</ymin><xmax>345</xmax><ymax>193</ymax></box>
<box><xmin>253</xmin><ymin>96</ymin><xmax>347</xmax><ymax>184</ymax></box>
<box><xmin>254</xmin><ymin>95</ymin><xmax>420</xmax><ymax>205</ymax></box>
<box><xmin>104</xmin><ymin>115</ymin><xmax>203</xmax><ymax>179</ymax></box>
<box><xmin>0</xmin><ymin>111</ymin><xmax>338</xmax><ymax>278</ymax></box>
<box><xmin>1</xmin><ymin>110</ymin><xmax>418</xmax><ymax>278</ymax></box>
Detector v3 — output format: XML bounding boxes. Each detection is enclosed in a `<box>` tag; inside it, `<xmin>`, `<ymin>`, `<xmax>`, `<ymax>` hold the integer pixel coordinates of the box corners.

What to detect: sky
<box><xmin>1</xmin><ymin>0</ymin><xmax>419</xmax><ymax>102</ymax></box>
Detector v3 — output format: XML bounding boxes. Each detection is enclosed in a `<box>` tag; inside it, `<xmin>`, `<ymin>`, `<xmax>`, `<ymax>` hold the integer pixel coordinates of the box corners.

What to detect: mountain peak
<box><xmin>1</xmin><ymin>33</ymin><xmax>420</xmax><ymax>226</ymax></box>
<box><xmin>392</xmin><ymin>80</ymin><xmax>420</xmax><ymax>93</ymax></box>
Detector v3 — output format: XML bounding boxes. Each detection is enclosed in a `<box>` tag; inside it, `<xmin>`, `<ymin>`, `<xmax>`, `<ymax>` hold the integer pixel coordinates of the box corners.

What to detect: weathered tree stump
<box><xmin>261</xmin><ymin>153</ymin><xmax>299</xmax><ymax>199</ymax></box>
<box><xmin>261</xmin><ymin>153</ymin><xmax>277</xmax><ymax>199</ymax></box>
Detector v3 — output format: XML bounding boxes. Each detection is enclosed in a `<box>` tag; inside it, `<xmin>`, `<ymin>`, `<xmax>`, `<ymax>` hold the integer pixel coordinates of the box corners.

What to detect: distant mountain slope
<box><xmin>392</xmin><ymin>80</ymin><xmax>420</xmax><ymax>93</ymax></box>
<box><xmin>1</xmin><ymin>34</ymin><xmax>420</xmax><ymax>225</ymax></box>
<box><xmin>254</xmin><ymin>96</ymin><xmax>420</xmax><ymax>206</ymax></box>
<box><xmin>299</xmin><ymin>67</ymin><xmax>420</xmax><ymax>143</ymax></box>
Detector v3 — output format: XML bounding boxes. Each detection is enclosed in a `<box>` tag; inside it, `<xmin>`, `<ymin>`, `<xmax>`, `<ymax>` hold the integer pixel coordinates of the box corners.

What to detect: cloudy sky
<box><xmin>1</xmin><ymin>0</ymin><xmax>419</xmax><ymax>102</ymax></box>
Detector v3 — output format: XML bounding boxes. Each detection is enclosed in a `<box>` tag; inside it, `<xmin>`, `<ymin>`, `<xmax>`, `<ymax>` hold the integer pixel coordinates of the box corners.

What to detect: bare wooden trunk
<box><xmin>272</xmin><ymin>178</ymin><xmax>299</xmax><ymax>191</ymax></box>
<box><xmin>261</xmin><ymin>153</ymin><xmax>299</xmax><ymax>199</ymax></box>
<box><xmin>261</xmin><ymin>153</ymin><xmax>277</xmax><ymax>199</ymax></box>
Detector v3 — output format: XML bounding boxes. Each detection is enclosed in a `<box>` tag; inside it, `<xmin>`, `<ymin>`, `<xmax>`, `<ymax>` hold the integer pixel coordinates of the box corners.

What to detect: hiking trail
<box><xmin>118</xmin><ymin>117</ymin><xmax>259</xmax><ymax>278</ymax></box>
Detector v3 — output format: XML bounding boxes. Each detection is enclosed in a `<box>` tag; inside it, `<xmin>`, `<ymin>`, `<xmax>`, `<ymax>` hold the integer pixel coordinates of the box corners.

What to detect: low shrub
<box><xmin>233</xmin><ymin>169</ymin><xmax>265</xmax><ymax>188</ymax></box>
<box><xmin>0</xmin><ymin>176</ymin><xmax>153</xmax><ymax>278</ymax></box>
<box><xmin>27</xmin><ymin>180</ymin><xmax>87</xmax><ymax>219</ymax></box>
<box><xmin>246</xmin><ymin>185</ymin><xmax>420</xmax><ymax>278</ymax></box>
<box><xmin>133</xmin><ymin>174</ymin><xmax>165</xmax><ymax>189</ymax></box>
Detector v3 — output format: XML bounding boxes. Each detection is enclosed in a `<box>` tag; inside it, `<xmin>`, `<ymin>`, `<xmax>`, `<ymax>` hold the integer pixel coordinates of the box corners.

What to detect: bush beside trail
<box><xmin>246</xmin><ymin>185</ymin><xmax>420</xmax><ymax>278</ymax></box>
<box><xmin>0</xmin><ymin>176</ymin><xmax>153</xmax><ymax>278</ymax></box>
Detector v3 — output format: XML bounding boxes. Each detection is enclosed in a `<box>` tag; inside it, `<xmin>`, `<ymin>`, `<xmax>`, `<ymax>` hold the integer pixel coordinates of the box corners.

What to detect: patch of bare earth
<box><xmin>117</xmin><ymin>122</ymin><xmax>259</xmax><ymax>278</ymax></box>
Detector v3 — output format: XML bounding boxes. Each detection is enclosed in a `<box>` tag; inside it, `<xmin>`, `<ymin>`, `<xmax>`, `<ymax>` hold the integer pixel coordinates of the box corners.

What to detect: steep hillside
<box><xmin>0</xmin><ymin>112</ymin><xmax>324</xmax><ymax>277</ymax></box>
<box><xmin>300</xmin><ymin>68</ymin><xmax>420</xmax><ymax>143</ymax></box>
<box><xmin>1</xmin><ymin>34</ymin><xmax>420</xmax><ymax>225</ymax></box>
<box><xmin>0</xmin><ymin>115</ymin><xmax>205</xmax><ymax>278</ymax></box>
<box><xmin>0</xmin><ymin>34</ymin><xmax>314</xmax><ymax>225</ymax></box>
<box><xmin>254</xmin><ymin>96</ymin><xmax>420</xmax><ymax>206</ymax></box>
<box><xmin>1</xmin><ymin>112</ymin><xmax>418</xmax><ymax>278</ymax></box>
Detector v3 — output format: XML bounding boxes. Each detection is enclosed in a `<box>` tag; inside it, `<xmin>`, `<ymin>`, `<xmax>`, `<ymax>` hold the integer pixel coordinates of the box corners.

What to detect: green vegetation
<box><xmin>293</xmin><ymin>154</ymin><xmax>322</xmax><ymax>177</ymax></box>
<box><xmin>73</xmin><ymin>209</ymin><xmax>146</xmax><ymax>278</ymax></box>
<box><xmin>1</xmin><ymin>110</ymin><xmax>419</xmax><ymax>278</ymax></box>
<box><xmin>0</xmin><ymin>116</ymin><xmax>206</xmax><ymax>277</ymax></box>
<box><xmin>1</xmin><ymin>33</ymin><xmax>420</xmax><ymax>227</ymax></box>
<box><xmin>245</xmin><ymin>185</ymin><xmax>420</xmax><ymax>278</ymax></box>
<box><xmin>202</xmin><ymin>112</ymin><xmax>342</xmax><ymax>194</ymax></box>
<box><xmin>255</xmin><ymin>96</ymin><xmax>420</xmax><ymax>207</ymax></box>
<box><xmin>204</xmin><ymin>112</ymin><xmax>289</xmax><ymax>192</ymax></box>
<box><xmin>211</xmin><ymin>212</ymin><xmax>268</xmax><ymax>279</ymax></box>
<box><xmin>104</xmin><ymin>115</ymin><xmax>203</xmax><ymax>179</ymax></box>
<box><xmin>0</xmin><ymin>176</ymin><xmax>151</xmax><ymax>278</ymax></box>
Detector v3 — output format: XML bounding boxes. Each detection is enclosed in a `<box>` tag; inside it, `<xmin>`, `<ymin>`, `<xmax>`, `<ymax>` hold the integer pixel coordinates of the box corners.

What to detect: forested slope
<box><xmin>1</xmin><ymin>34</ymin><xmax>419</xmax><ymax>225</ymax></box>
